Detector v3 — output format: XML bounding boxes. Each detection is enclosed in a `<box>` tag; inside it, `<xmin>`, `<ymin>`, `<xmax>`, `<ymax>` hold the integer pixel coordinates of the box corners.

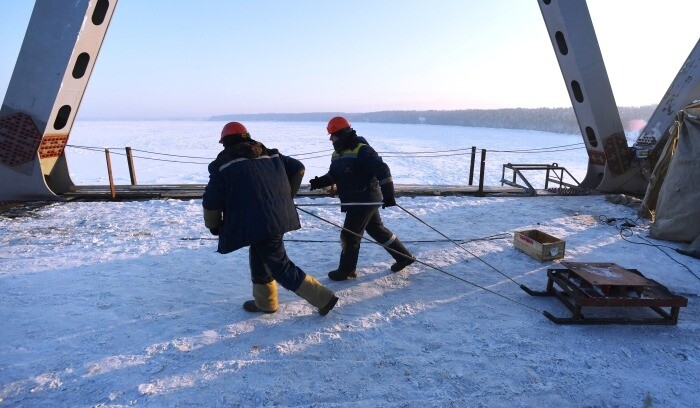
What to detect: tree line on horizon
<box><xmin>210</xmin><ymin>105</ymin><xmax>656</xmax><ymax>134</ymax></box>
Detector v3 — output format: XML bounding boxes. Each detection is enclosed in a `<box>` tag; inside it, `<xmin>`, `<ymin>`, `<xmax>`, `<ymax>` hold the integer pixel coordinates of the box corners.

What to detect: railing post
<box><xmin>501</xmin><ymin>164</ymin><xmax>506</xmax><ymax>186</ymax></box>
<box><xmin>476</xmin><ymin>149</ymin><xmax>486</xmax><ymax>196</ymax></box>
<box><xmin>125</xmin><ymin>146</ymin><xmax>137</xmax><ymax>186</ymax></box>
<box><xmin>468</xmin><ymin>146</ymin><xmax>476</xmax><ymax>186</ymax></box>
<box><xmin>105</xmin><ymin>149</ymin><xmax>116</xmax><ymax>200</ymax></box>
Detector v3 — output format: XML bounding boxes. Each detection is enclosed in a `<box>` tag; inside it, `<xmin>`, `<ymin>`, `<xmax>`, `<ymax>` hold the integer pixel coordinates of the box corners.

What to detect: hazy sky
<box><xmin>1</xmin><ymin>1</ymin><xmax>698</xmax><ymax>119</ymax></box>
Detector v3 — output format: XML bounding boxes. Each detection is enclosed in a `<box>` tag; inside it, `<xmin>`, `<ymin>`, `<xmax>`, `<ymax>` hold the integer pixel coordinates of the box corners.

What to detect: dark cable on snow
<box><xmin>599</xmin><ymin>214</ymin><xmax>698</xmax><ymax>281</ymax></box>
<box><xmin>397</xmin><ymin>203</ymin><xmax>524</xmax><ymax>287</ymax></box>
<box><xmin>181</xmin><ymin>233</ymin><xmax>512</xmax><ymax>244</ymax></box>
<box><xmin>295</xmin><ymin>204</ymin><xmax>543</xmax><ymax>314</ymax></box>
<box><xmin>285</xmin><ymin>233</ymin><xmax>512</xmax><ymax>244</ymax></box>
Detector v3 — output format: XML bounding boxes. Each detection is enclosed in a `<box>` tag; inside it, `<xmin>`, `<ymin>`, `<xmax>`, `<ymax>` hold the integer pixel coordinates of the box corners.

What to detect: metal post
<box><xmin>501</xmin><ymin>164</ymin><xmax>506</xmax><ymax>187</ymax></box>
<box><xmin>468</xmin><ymin>146</ymin><xmax>476</xmax><ymax>186</ymax></box>
<box><xmin>125</xmin><ymin>146</ymin><xmax>137</xmax><ymax>186</ymax></box>
<box><xmin>105</xmin><ymin>149</ymin><xmax>116</xmax><ymax>200</ymax></box>
<box><xmin>476</xmin><ymin>149</ymin><xmax>486</xmax><ymax>196</ymax></box>
<box><xmin>558</xmin><ymin>169</ymin><xmax>564</xmax><ymax>188</ymax></box>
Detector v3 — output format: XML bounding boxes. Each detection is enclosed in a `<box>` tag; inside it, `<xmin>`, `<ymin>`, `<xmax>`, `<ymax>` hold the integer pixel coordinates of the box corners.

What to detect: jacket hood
<box><xmin>221</xmin><ymin>140</ymin><xmax>264</xmax><ymax>160</ymax></box>
<box><xmin>333</xmin><ymin>132</ymin><xmax>369</xmax><ymax>152</ymax></box>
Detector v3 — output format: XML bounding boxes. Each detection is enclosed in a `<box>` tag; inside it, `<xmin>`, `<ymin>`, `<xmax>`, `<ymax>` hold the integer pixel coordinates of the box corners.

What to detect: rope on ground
<box><xmin>296</xmin><ymin>202</ymin><xmax>383</xmax><ymax>207</ymax></box>
<box><xmin>397</xmin><ymin>203</ymin><xmax>525</xmax><ymax>287</ymax></box>
<box><xmin>181</xmin><ymin>233</ymin><xmax>512</xmax><ymax>244</ymax></box>
<box><xmin>295</xmin><ymin>204</ymin><xmax>543</xmax><ymax>314</ymax></box>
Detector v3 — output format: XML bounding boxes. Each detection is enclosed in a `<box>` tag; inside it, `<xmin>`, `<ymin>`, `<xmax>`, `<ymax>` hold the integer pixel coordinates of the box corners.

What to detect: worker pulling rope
<box><xmin>294</xmin><ymin>204</ymin><xmax>543</xmax><ymax>314</ymax></box>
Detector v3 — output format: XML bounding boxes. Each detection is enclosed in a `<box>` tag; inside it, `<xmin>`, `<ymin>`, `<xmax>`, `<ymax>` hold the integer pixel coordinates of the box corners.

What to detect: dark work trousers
<box><xmin>338</xmin><ymin>205</ymin><xmax>397</xmax><ymax>273</ymax></box>
<box><xmin>249</xmin><ymin>234</ymin><xmax>306</xmax><ymax>291</ymax></box>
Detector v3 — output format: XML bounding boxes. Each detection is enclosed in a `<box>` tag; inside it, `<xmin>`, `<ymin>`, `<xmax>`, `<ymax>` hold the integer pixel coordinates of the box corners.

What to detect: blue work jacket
<box><xmin>203</xmin><ymin>140</ymin><xmax>303</xmax><ymax>253</ymax></box>
<box><xmin>321</xmin><ymin>136</ymin><xmax>392</xmax><ymax>210</ymax></box>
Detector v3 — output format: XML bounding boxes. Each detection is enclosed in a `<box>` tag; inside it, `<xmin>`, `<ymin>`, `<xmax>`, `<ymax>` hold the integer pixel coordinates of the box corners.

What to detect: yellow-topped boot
<box><xmin>243</xmin><ymin>281</ymin><xmax>278</xmax><ymax>314</ymax></box>
<box><xmin>295</xmin><ymin>275</ymin><xmax>339</xmax><ymax>316</ymax></box>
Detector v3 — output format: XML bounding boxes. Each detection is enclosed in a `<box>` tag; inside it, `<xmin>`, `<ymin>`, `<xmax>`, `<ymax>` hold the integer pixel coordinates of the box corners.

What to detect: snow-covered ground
<box><xmin>1</xmin><ymin>122</ymin><xmax>698</xmax><ymax>407</ymax></box>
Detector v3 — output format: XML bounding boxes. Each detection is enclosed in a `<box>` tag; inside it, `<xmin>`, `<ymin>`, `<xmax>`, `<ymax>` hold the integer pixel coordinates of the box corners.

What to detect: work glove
<box><xmin>382</xmin><ymin>196</ymin><xmax>396</xmax><ymax>209</ymax></box>
<box><xmin>381</xmin><ymin>182</ymin><xmax>396</xmax><ymax>209</ymax></box>
<box><xmin>209</xmin><ymin>228</ymin><xmax>219</xmax><ymax>236</ymax></box>
<box><xmin>309</xmin><ymin>176</ymin><xmax>323</xmax><ymax>191</ymax></box>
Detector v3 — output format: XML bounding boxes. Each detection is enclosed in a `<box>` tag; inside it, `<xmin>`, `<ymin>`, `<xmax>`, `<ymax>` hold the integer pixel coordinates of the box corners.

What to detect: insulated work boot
<box><xmin>319</xmin><ymin>296</ymin><xmax>339</xmax><ymax>316</ymax></box>
<box><xmin>388</xmin><ymin>238</ymin><xmax>415</xmax><ymax>272</ymax></box>
<box><xmin>328</xmin><ymin>269</ymin><xmax>357</xmax><ymax>281</ymax></box>
<box><xmin>295</xmin><ymin>275</ymin><xmax>339</xmax><ymax>316</ymax></box>
<box><xmin>243</xmin><ymin>300</ymin><xmax>276</xmax><ymax>314</ymax></box>
<box><xmin>243</xmin><ymin>281</ymin><xmax>278</xmax><ymax>314</ymax></box>
<box><xmin>390</xmin><ymin>257</ymin><xmax>415</xmax><ymax>272</ymax></box>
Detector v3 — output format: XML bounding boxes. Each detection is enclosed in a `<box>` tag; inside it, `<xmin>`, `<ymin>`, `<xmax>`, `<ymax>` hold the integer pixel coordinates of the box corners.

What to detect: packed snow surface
<box><xmin>1</xmin><ymin>121</ymin><xmax>698</xmax><ymax>407</ymax></box>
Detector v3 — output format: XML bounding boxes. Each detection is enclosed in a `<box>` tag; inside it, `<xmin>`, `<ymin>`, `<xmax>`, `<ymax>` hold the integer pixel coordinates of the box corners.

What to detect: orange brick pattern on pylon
<box><xmin>39</xmin><ymin>134</ymin><xmax>69</xmax><ymax>158</ymax></box>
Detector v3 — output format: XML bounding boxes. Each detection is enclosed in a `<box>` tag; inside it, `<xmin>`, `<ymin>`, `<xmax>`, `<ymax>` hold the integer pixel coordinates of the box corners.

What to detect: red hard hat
<box><xmin>220</xmin><ymin>122</ymin><xmax>248</xmax><ymax>143</ymax></box>
<box><xmin>327</xmin><ymin>116</ymin><xmax>351</xmax><ymax>134</ymax></box>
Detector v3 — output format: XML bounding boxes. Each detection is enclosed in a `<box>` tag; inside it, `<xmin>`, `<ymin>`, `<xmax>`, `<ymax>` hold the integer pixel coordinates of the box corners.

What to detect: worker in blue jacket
<box><xmin>310</xmin><ymin>117</ymin><xmax>415</xmax><ymax>281</ymax></box>
<box><xmin>203</xmin><ymin>122</ymin><xmax>338</xmax><ymax>315</ymax></box>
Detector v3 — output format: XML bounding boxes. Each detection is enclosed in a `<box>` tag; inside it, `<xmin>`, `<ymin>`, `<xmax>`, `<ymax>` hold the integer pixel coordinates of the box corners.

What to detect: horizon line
<box><xmin>77</xmin><ymin>104</ymin><xmax>656</xmax><ymax>121</ymax></box>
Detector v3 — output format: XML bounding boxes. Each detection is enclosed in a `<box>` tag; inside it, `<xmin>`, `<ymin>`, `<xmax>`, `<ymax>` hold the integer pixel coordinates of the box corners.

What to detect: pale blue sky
<box><xmin>1</xmin><ymin>1</ymin><xmax>698</xmax><ymax>119</ymax></box>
